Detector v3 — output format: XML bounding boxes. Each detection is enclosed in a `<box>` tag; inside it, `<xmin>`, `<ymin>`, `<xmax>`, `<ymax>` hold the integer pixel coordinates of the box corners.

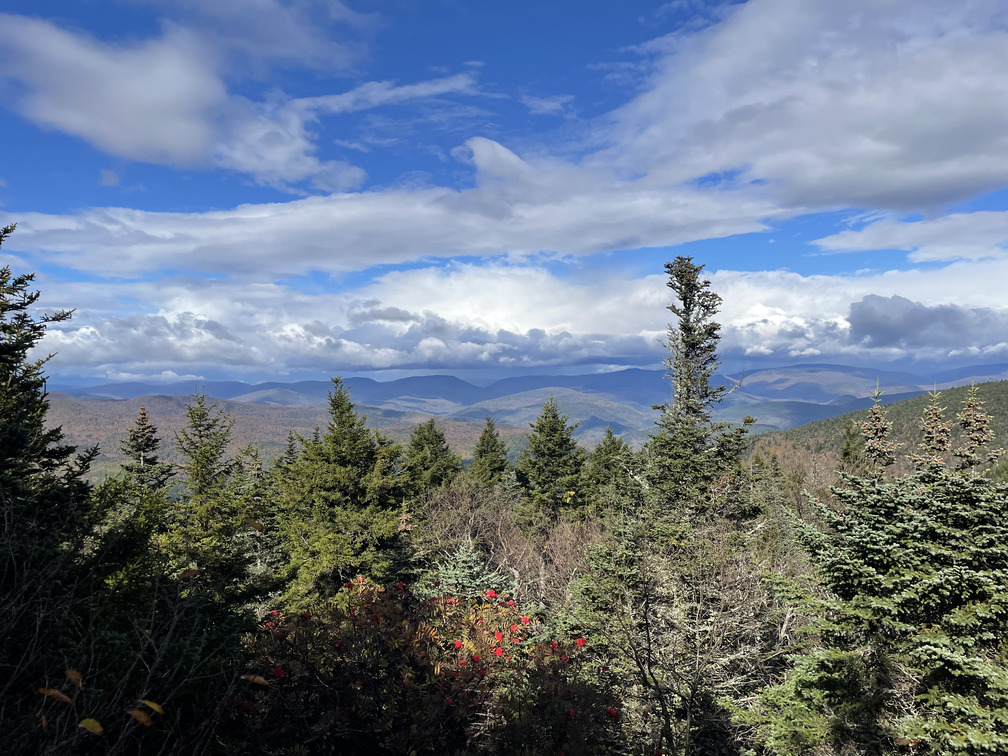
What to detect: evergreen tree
<box><xmin>406</xmin><ymin>417</ymin><xmax>462</xmax><ymax>495</ymax></box>
<box><xmin>175</xmin><ymin>391</ymin><xmax>235</xmax><ymax>502</ymax></box>
<box><xmin>121</xmin><ymin>406</ymin><xmax>174</xmax><ymax>490</ymax></box>
<box><xmin>515</xmin><ymin>394</ymin><xmax>586</xmax><ymax>515</ymax></box>
<box><xmin>168</xmin><ymin>391</ymin><xmax>254</xmax><ymax>602</ymax></box>
<box><xmin>751</xmin><ymin>390</ymin><xmax>1008</xmax><ymax>755</ymax></box>
<box><xmin>470</xmin><ymin>415</ymin><xmax>510</xmax><ymax>486</ymax></box>
<box><xmin>647</xmin><ymin>256</ymin><xmax>753</xmax><ymax>510</ymax></box>
<box><xmin>0</xmin><ymin>231</ymin><xmax>98</xmax><ymax>728</ymax></box>
<box><xmin>838</xmin><ymin>417</ymin><xmax>869</xmax><ymax>477</ymax></box>
<box><xmin>582</xmin><ymin>427</ymin><xmax>641</xmax><ymax>511</ymax></box>
<box><xmin>274</xmin><ymin>377</ymin><xmax>410</xmax><ymax>604</ymax></box>
<box><xmin>428</xmin><ymin>538</ymin><xmax>513</xmax><ymax>600</ymax></box>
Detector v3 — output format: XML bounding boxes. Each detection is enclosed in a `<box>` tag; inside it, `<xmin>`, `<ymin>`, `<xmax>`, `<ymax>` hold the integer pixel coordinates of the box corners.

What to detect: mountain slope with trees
<box><xmin>4</xmin><ymin>226</ymin><xmax>1006</xmax><ymax>755</ymax></box>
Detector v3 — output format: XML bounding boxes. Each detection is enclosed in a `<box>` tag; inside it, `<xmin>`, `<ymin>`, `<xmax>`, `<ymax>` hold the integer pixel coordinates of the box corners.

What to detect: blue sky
<box><xmin>1</xmin><ymin>0</ymin><xmax>1007</xmax><ymax>385</ymax></box>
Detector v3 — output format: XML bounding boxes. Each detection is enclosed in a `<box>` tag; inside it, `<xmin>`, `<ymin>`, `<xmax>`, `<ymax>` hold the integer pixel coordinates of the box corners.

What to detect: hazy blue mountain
<box><xmin>53</xmin><ymin>364</ymin><xmax>1008</xmax><ymax>457</ymax></box>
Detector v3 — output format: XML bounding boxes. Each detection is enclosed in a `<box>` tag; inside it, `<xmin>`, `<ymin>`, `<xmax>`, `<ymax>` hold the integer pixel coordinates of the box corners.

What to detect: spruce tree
<box><xmin>751</xmin><ymin>389</ymin><xmax>1008</xmax><ymax>755</ymax></box>
<box><xmin>175</xmin><ymin>391</ymin><xmax>235</xmax><ymax>502</ymax></box>
<box><xmin>470</xmin><ymin>415</ymin><xmax>510</xmax><ymax>486</ymax></box>
<box><xmin>582</xmin><ymin>427</ymin><xmax>640</xmax><ymax>510</ymax></box>
<box><xmin>515</xmin><ymin>394</ymin><xmax>586</xmax><ymax>514</ymax></box>
<box><xmin>275</xmin><ymin>377</ymin><xmax>410</xmax><ymax>603</ymax></box>
<box><xmin>121</xmin><ymin>406</ymin><xmax>174</xmax><ymax>490</ymax></box>
<box><xmin>647</xmin><ymin>256</ymin><xmax>753</xmax><ymax>510</ymax></box>
<box><xmin>406</xmin><ymin>417</ymin><xmax>462</xmax><ymax>495</ymax></box>
<box><xmin>0</xmin><ymin>229</ymin><xmax>97</xmax><ymax>732</ymax></box>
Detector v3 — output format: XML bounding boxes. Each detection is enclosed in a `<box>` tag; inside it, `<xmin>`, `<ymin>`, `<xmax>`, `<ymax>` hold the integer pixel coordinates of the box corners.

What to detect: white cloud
<box><xmin>0</xmin><ymin>15</ymin><xmax>225</xmax><ymax>165</ymax></box>
<box><xmin>296</xmin><ymin>73</ymin><xmax>480</xmax><ymax>115</ymax></box>
<box><xmin>603</xmin><ymin>0</ymin><xmax>1008</xmax><ymax>210</ymax></box>
<box><xmin>814</xmin><ymin>211</ymin><xmax>1008</xmax><ymax>262</ymax></box>
<box><xmin>0</xmin><ymin>14</ymin><xmax>477</xmax><ymax>189</ymax></box>
<box><xmin>26</xmin><ymin>255</ymin><xmax>1008</xmax><ymax>381</ymax></box>
<box><xmin>153</xmin><ymin>0</ymin><xmax>375</xmax><ymax>71</ymax></box>
<box><xmin>520</xmin><ymin>93</ymin><xmax>575</xmax><ymax>117</ymax></box>
<box><xmin>4</xmin><ymin>137</ymin><xmax>776</xmax><ymax>276</ymax></box>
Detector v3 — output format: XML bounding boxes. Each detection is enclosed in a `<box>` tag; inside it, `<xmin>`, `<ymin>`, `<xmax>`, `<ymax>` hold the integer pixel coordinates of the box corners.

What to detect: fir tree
<box><xmin>406</xmin><ymin>417</ymin><xmax>462</xmax><ymax>495</ymax></box>
<box><xmin>0</xmin><ymin>230</ymin><xmax>98</xmax><ymax>735</ymax></box>
<box><xmin>582</xmin><ymin>427</ymin><xmax>641</xmax><ymax>511</ymax></box>
<box><xmin>175</xmin><ymin>391</ymin><xmax>235</xmax><ymax>502</ymax></box>
<box><xmin>470</xmin><ymin>415</ymin><xmax>510</xmax><ymax>486</ymax></box>
<box><xmin>751</xmin><ymin>389</ymin><xmax>1008</xmax><ymax>755</ymax></box>
<box><xmin>515</xmin><ymin>394</ymin><xmax>586</xmax><ymax>515</ymax></box>
<box><xmin>121</xmin><ymin>406</ymin><xmax>174</xmax><ymax>490</ymax></box>
<box><xmin>274</xmin><ymin>377</ymin><xmax>410</xmax><ymax>603</ymax></box>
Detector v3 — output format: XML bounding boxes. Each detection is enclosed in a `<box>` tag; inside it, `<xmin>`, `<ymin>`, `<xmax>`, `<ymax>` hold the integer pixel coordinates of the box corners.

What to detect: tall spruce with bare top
<box><xmin>647</xmin><ymin>256</ymin><xmax>753</xmax><ymax>512</ymax></box>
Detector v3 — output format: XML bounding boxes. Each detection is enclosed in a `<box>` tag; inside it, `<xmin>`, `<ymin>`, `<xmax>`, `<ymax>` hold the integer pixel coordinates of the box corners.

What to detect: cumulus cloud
<box><xmin>9</xmin><ymin>0</ymin><xmax>1008</xmax><ymax>380</ymax></box>
<box><xmin>25</xmin><ymin>256</ymin><xmax>1008</xmax><ymax>382</ymax></box>
<box><xmin>847</xmin><ymin>295</ymin><xmax>1008</xmax><ymax>351</ymax></box>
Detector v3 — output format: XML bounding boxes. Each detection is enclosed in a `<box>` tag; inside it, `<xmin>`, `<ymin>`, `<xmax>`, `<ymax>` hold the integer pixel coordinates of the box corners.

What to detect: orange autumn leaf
<box><xmin>38</xmin><ymin>688</ymin><xmax>72</xmax><ymax>704</ymax></box>
<box><xmin>140</xmin><ymin>699</ymin><xmax>164</xmax><ymax>715</ymax></box>
<box><xmin>128</xmin><ymin>708</ymin><xmax>153</xmax><ymax>727</ymax></box>
<box><xmin>65</xmin><ymin>669</ymin><xmax>83</xmax><ymax>689</ymax></box>
<box><xmin>79</xmin><ymin>718</ymin><xmax>103</xmax><ymax>735</ymax></box>
<box><xmin>179</xmin><ymin>568</ymin><xmax>202</xmax><ymax>579</ymax></box>
<box><xmin>240</xmin><ymin>674</ymin><xmax>270</xmax><ymax>686</ymax></box>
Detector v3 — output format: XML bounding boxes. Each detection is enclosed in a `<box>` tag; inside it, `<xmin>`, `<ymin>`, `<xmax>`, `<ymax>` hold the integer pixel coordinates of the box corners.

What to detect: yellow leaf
<box><xmin>243</xmin><ymin>517</ymin><xmax>265</xmax><ymax>533</ymax></box>
<box><xmin>179</xmin><ymin>568</ymin><xmax>202</xmax><ymax>579</ymax></box>
<box><xmin>128</xmin><ymin>708</ymin><xmax>153</xmax><ymax>727</ymax></box>
<box><xmin>140</xmin><ymin>699</ymin><xmax>164</xmax><ymax>715</ymax></box>
<box><xmin>240</xmin><ymin>674</ymin><xmax>270</xmax><ymax>686</ymax></box>
<box><xmin>66</xmin><ymin>669</ymin><xmax>83</xmax><ymax>689</ymax></box>
<box><xmin>79</xmin><ymin>718</ymin><xmax>103</xmax><ymax>735</ymax></box>
<box><xmin>38</xmin><ymin>687</ymin><xmax>73</xmax><ymax>704</ymax></box>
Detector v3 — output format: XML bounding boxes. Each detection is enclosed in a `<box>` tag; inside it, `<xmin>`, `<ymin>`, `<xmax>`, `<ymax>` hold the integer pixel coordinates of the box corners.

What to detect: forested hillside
<box><xmin>4</xmin><ymin>227</ymin><xmax>1007</xmax><ymax>755</ymax></box>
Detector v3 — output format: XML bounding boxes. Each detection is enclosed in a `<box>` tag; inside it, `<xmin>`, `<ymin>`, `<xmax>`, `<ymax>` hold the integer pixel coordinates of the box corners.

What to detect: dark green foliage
<box><xmin>11</xmin><ymin>248</ymin><xmax>1008</xmax><ymax>755</ymax></box>
<box><xmin>647</xmin><ymin>256</ymin><xmax>753</xmax><ymax>510</ymax></box>
<box><xmin>470</xmin><ymin>415</ymin><xmax>510</xmax><ymax>486</ymax></box>
<box><xmin>273</xmin><ymin>377</ymin><xmax>410</xmax><ymax>605</ymax></box>
<box><xmin>516</xmin><ymin>394</ymin><xmax>587</xmax><ymax>516</ymax></box>
<box><xmin>175</xmin><ymin>391</ymin><xmax>235</xmax><ymax>501</ymax></box>
<box><xmin>582</xmin><ymin>427</ymin><xmax>641</xmax><ymax>511</ymax></box>
<box><xmin>0</xmin><ymin>232</ymin><xmax>98</xmax><ymax>738</ymax></box>
<box><xmin>838</xmin><ymin>417</ymin><xmax>869</xmax><ymax>477</ymax></box>
<box><xmin>407</xmin><ymin>417</ymin><xmax>462</xmax><ymax>495</ymax></box>
<box><xmin>121</xmin><ymin>406</ymin><xmax>174</xmax><ymax>490</ymax></box>
<box><xmin>752</xmin><ymin>391</ymin><xmax>1008</xmax><ymax>755</ymax></box>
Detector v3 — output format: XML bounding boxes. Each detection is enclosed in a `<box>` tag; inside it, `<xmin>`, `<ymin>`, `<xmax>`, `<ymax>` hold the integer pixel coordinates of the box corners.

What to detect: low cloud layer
<box><xmin>848</xmin><ymin>295</ymin><xmax>1008</xmax><ymax>352</ymax></box>
<box><xmin>29</xmin><ymin>261</ymin><xmax>1008</xmax><ymax>383</ymax></box>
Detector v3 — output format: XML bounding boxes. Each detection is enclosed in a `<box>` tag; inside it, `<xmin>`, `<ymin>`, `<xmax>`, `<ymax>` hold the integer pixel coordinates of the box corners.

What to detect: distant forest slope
<box><xmin>49</xmin><ymin>374</ymin><xmax>1008</xmax><ymax>483</ymax></box>
<box><xmin>751</xmin><ymin>380</ymin><xmax>1008</xmax><ymax>483</ymax></box>
<box><xmin>45</xmin><ymin>393</ymin><xmax>529</xmax><ymax>483</ymax></box>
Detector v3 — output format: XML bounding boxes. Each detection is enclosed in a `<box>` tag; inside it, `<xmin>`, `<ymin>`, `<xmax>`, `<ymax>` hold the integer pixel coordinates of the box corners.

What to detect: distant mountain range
<box><xmin>49</xmin><ymin>363</ymin><xmax>1008</xmax><ymax>480</ymax></box>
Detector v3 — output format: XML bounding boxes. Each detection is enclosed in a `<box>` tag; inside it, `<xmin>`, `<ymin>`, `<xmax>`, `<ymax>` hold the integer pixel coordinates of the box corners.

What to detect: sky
<box><xmin>1</xmin><ymin>0</ymin><xmax>1007</xmax><ymax>386</ymax></box>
